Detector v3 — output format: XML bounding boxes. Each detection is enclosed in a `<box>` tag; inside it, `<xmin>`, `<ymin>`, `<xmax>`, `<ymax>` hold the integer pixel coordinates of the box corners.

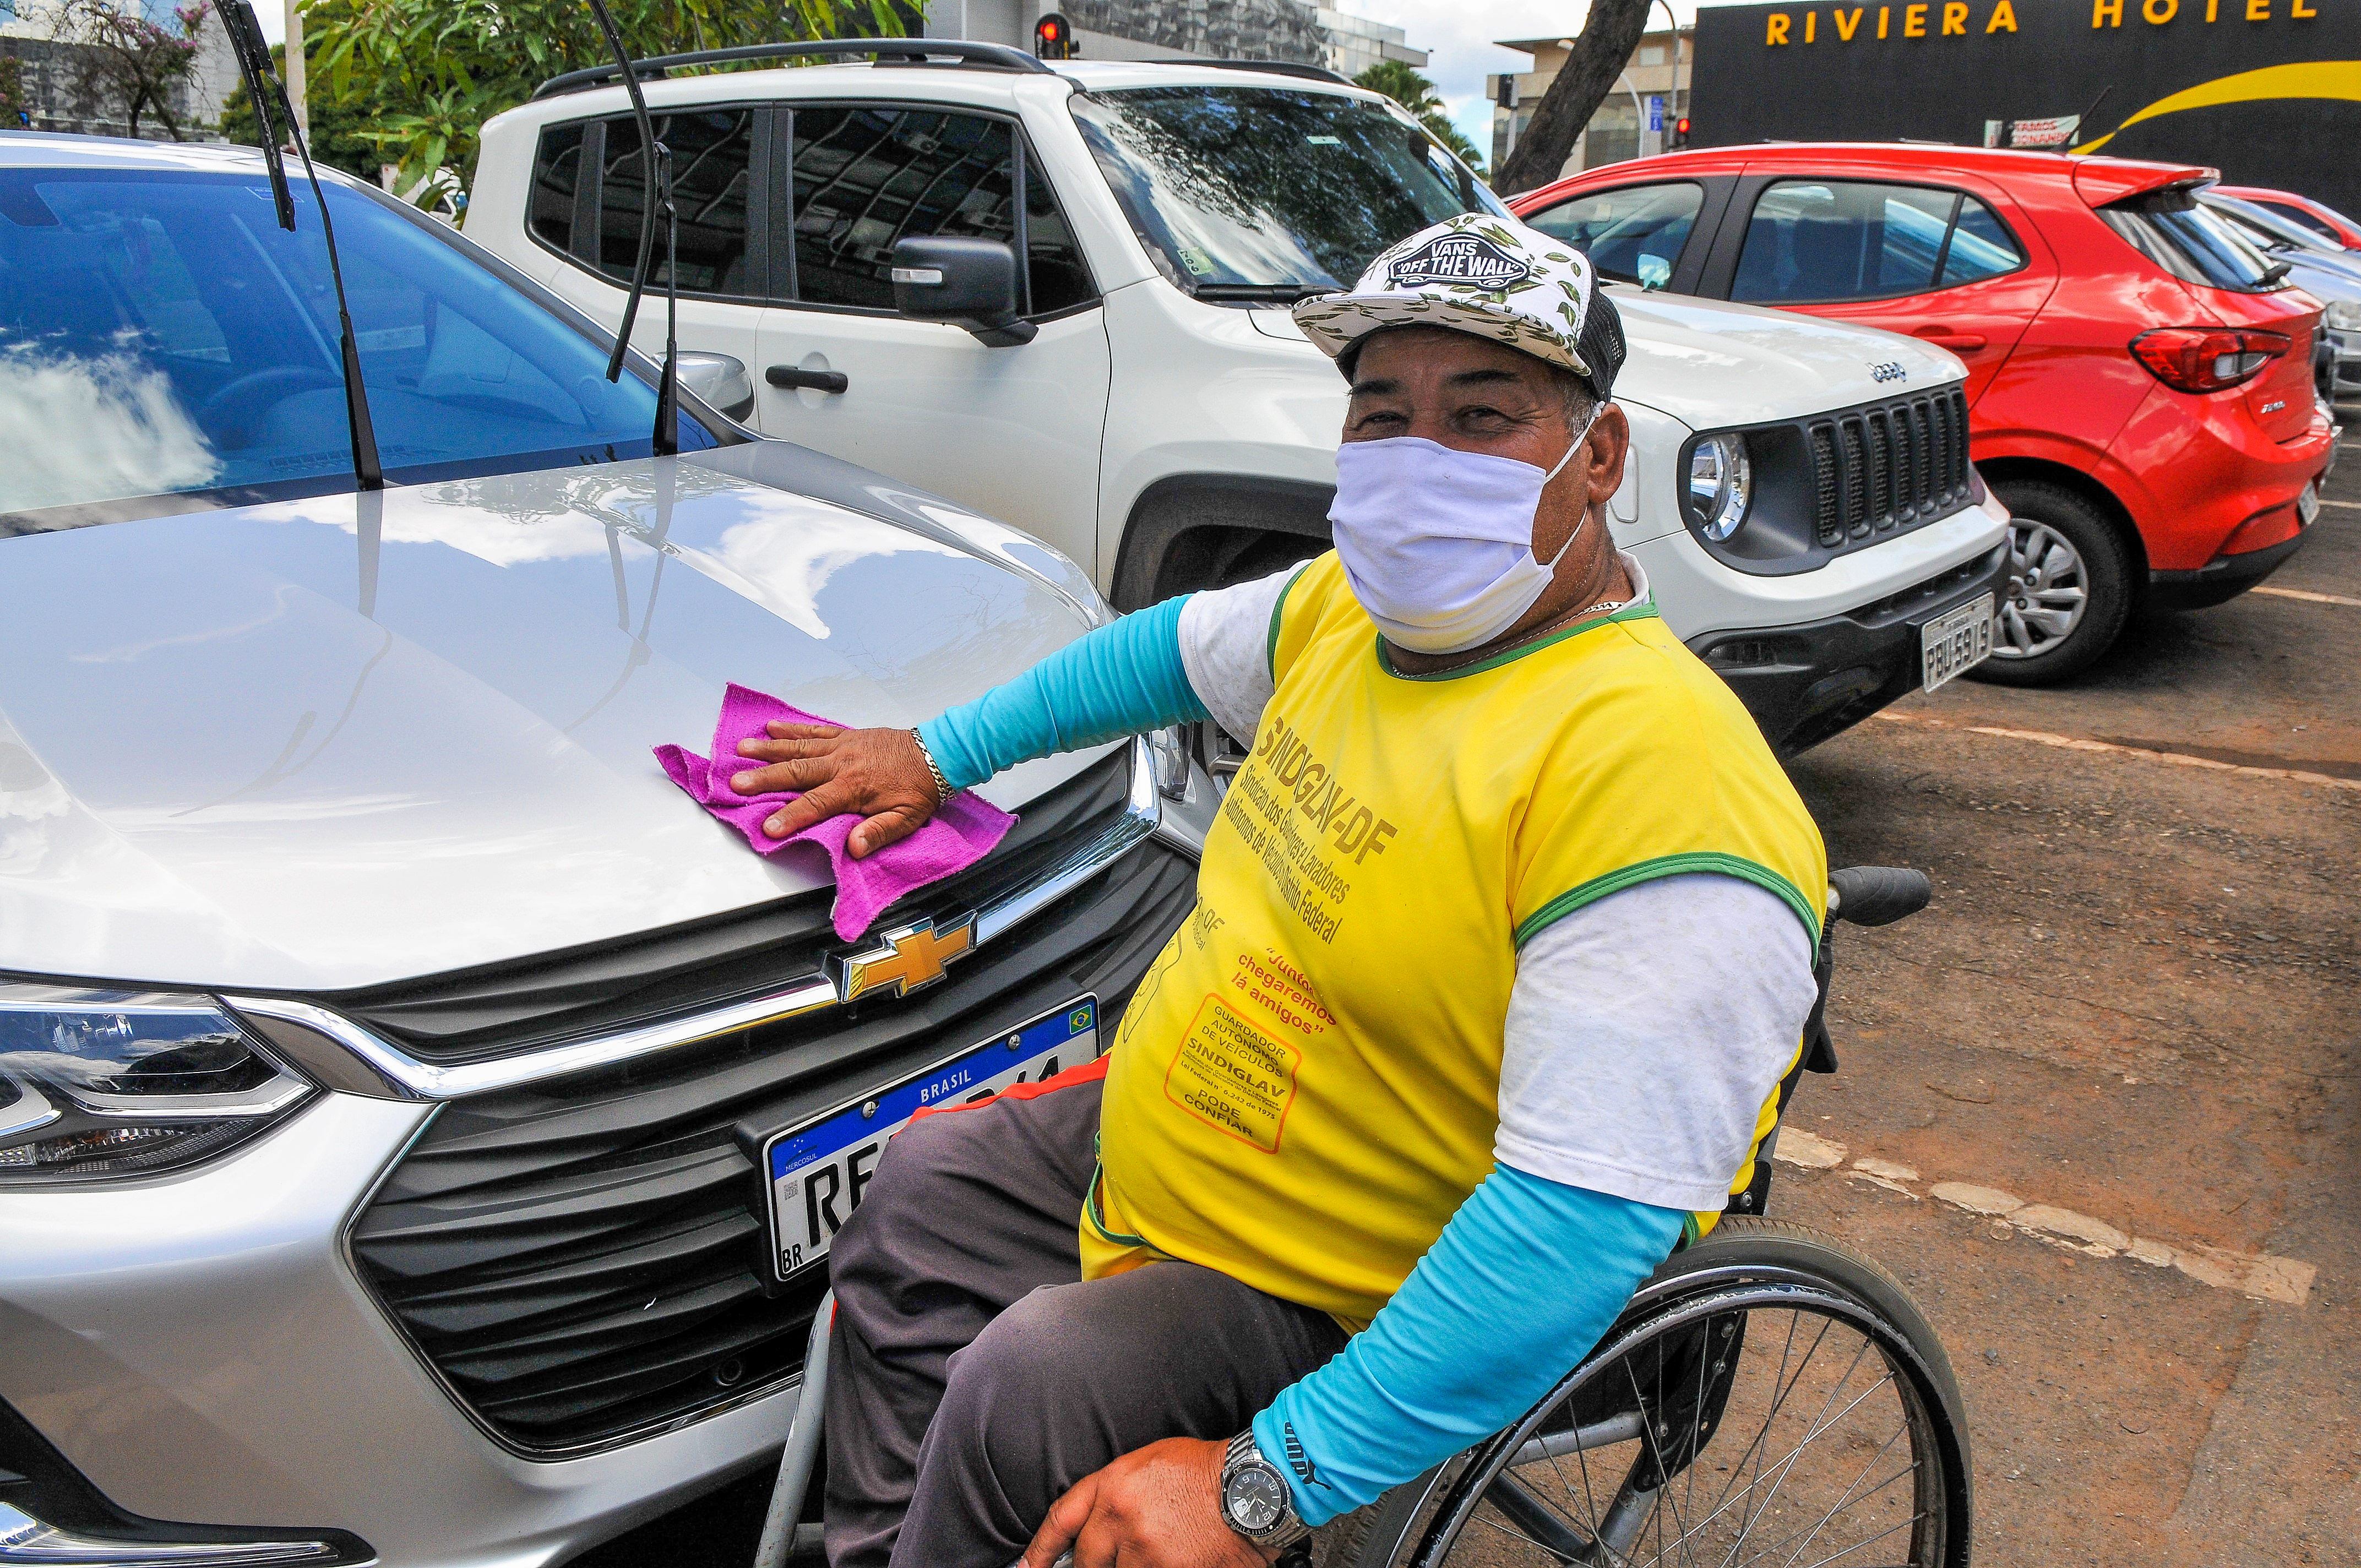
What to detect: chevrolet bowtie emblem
<box><xmin>834</xmin><ymin>917</ymin><xmax>976</xmax><ymax>1004</ymax></box>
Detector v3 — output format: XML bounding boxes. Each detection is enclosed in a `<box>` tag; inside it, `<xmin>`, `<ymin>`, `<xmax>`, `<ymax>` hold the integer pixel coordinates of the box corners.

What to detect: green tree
<box><xmin>1354</xmin><ymin>57</ymin><xmax>1484</xmax><ymax>175</ymax></box>
<box><xmin>305</xmin><ymin>0</ymin><xmax>919</xmax><ymax>206</ymax></box>
<box><xmin>39</xmin><ymin>0</ymin><xmax>211</xmax><ymax>140</ymax></box>
<box><xmin>0</xmin><ymin>56</ymin><xmax>30</xmax><ymax>130</ymax></box>
<box><xmin>220</xmin><ymin>42</ymin><xmax>382</xmax><ymax>182</ymax></box>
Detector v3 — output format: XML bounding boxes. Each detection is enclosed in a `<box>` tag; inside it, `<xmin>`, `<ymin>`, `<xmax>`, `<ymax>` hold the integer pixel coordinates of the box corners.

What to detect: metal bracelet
<box><xmin>910</xmin><ymin>727</ymin><xmax>955</xmax><ymax>804</ymax></box>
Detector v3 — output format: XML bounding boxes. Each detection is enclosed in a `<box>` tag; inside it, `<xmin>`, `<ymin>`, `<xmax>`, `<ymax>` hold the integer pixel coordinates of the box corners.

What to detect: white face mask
<box><xmin>1326</xmin><ymin>405</ymin><xmax>1601</xmax><ymax>656</ymax></box>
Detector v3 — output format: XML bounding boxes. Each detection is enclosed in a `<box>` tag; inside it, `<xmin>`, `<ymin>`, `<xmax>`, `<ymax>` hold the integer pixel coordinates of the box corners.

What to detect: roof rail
<box><xmin>1187</xmin><ymin>58</ymin><xmax>1351</xmax><ymax>85</ymax></box>
<box><xmin>532</xmin><ymin>36</ymin><xmax>1053</xmax><ymax>100</ymax></box>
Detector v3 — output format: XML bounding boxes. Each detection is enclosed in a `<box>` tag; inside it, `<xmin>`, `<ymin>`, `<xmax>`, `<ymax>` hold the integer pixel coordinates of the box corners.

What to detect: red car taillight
<box><xmin>2128</xmin><ymin>326</ymin><xmax>2291</xmax><ymax>393</ymax></box>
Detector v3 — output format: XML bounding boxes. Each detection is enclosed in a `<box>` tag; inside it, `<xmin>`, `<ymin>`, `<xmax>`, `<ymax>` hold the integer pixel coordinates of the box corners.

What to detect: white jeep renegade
<box><xmin>470</xmin><ymin>45</ymin><xmax>2008</xmax><ymax>754</ymax></box>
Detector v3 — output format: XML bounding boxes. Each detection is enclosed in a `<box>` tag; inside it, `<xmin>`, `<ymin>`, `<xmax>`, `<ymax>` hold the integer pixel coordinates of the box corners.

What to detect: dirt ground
<box><xmin>613</xmin><ymin>428</ymin><xmax>2361</xmax><ymax>1568</ymax></box>
<box><xmin>1774</xmin><ymin>420</ymin><xmax>2361</xmax><ymax>1564</ymax></box>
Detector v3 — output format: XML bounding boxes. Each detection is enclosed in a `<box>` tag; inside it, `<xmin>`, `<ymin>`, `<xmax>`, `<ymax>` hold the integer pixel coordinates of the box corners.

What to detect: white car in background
<box><xmin>471</xmin><ymin>43</ymin><xmax>2010</xmax><ymax>756</ymax></box>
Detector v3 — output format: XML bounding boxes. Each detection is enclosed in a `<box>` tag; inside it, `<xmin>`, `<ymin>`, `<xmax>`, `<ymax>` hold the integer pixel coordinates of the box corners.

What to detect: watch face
<box><xmin>1223</xmin><ymin>1464</ymin><xmax>1288</xmax><ymax>1534</ymax></box>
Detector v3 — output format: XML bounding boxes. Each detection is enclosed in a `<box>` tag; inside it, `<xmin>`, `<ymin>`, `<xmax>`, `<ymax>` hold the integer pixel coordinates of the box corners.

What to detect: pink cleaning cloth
<box><xmin>655</xmin><ymin>683</ymin><xmax>1016</xmax><ymax>943</ymax></box>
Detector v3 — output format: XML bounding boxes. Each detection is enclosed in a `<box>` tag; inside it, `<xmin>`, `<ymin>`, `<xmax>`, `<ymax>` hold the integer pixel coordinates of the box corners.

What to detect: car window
<box><xmin>2253</xmin><ymin>199</ymin><xmax>2341</xmax><ymax>243</ymax></box>
<box><xmin>1069</xmin><ymin>85</ymin><xmax>1504</xmax><ymax>296</ymax></box>
<box><xmin>788</xmin><ymin>107</ymin><xmax>1014</xmax><ymax>312</ymax></box>
<box><xmin>1022</xmin><ymin>155</ymin><xmax>1095</xmax><ymax>315</ymax></box>
<box><xmin>2210</xmin><ymin>205</ymin><xmax>2289</xmax><ymax>252</ymax></box>
<box><xmin>0</xmin><ymin>168</ymin><xmax>707</xmax><ymax>522</ymax></box>
<box><xmin>785</xmin><ymin>107</ymin><xmax>1093</xmax><ymax>315</ymax></box>
<box><xmin>1734</xmin><ymin>180</ymin><xmax>1997</xmax><ymax>303</ymax></box>
<box><xmin>528</xmin><ymin>105</ymin><xmax>1092</xmax><ymax>317</ymax></box>
<box><xmin>2099</xmin><ymin>190</ymin><xmax>2281</xmax><ymax>292</ymax></box>
<box><xmin>529</xmin><ymin>119</ymin><xmax>590</xmax><ymax>259</ymax></box>
<box><xmin>1937</xmin><ymin>196</ymin><xmax>2025</xmax><ymax>286</ymax></box>
<box><xmin>599</xmin><ymin>107</ymin><xmax>757</xmax><ymax>297</ymax></box>
<box><xmin>1525</xmin><ymin>182</ymin><xmax>1702</xmax><ymax>289</ymax></box>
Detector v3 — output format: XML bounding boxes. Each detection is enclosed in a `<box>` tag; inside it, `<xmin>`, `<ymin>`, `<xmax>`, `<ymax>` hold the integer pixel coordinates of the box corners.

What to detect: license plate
<box><xmin>1921</xmin><ymin>593</ymin><xmax>1994</xmax><ymax>693</ymax></box>
<box><xmin>762</xmin><ymin>998</ymin><xmax>1100</xmax><ymax>1281</ymax></box>
<box><xmin>2299</xmin><ymin>482</ymin><xmax>2321</xmax><ymax>527</ymax></box>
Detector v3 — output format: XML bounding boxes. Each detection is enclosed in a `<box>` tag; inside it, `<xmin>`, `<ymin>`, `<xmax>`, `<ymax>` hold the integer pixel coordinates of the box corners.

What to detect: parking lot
<box><xmin>9</xmin><ymin>57</ymin><xmax>2361</xmax><ymax>1562</ymax></box>
<box><xmin>609</xmin><ymin>435</ymin><xmax>2361</xmax><ymax>1568</ymax></box>
<box><xmin>1771</xmin><ymin>422</ymin><xmax>2361</xmax><ymax>1562</ymax></box>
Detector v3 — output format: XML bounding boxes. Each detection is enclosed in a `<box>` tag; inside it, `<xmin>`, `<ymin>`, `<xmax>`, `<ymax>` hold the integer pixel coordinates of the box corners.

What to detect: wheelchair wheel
<box><xmin>1332</xmin><ymin>1218</ymin><xmax>1971</xmax><ymax>1568</ymax></box>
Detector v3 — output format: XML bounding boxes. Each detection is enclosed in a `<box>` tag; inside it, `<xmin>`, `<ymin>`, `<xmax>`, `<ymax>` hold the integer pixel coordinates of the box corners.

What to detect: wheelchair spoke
<box><xmin>1720</xmin><ymin>1460</ymin><xmax>1917</xmax><ymax>1568</ymax></box>
<box><xmin>1395</xmin><ymin>1251</ymin><xmax>1959</xmax><ymax>1568</ymax></box>
<box><xmin>1715</xmin><ymin>1337</ymin><xmax>1883</xmax><ymax>1565</ymax></box>
<box><xmin>1710</xmin><ymin>1313</ymin><xmax>1831</xmax><ymax>1528</ymax></box>
<box><xmin>1760</xmin><ymin>1426</ymin><xmax>1916</xmax><ymax>1568</ymax></box>
<box><xmin>1466</xmin><ymin>1502</ymin><xmax>1586</xmax><ymax>1564</ymax></box>
<box><xmin>1488</xmin><ymin>1472</ymin><xmax>1602</xmax><ymax>1561</ymax></box>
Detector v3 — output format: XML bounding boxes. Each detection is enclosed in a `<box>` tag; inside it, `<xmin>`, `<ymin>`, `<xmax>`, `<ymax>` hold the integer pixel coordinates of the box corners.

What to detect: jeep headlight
<box><xmin>2326</xmin><ymin>301</ymin><xmax>2361</xmax><ymax>332</ymax></box>
<box><xmin>1687</xmin><ymin>434</ymin><xmax>1754</xmax><ymax>542</ymax></box>
<box><xmin>0</xmin><ymin>984</ymin><xmax>311</xmax><ymax>1183</ymax></box>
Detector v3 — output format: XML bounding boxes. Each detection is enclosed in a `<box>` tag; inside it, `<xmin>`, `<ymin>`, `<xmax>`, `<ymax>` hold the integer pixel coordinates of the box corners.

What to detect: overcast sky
<box><xmin>252</xmin><ymin>0</ymin><xmax>1745</xmax><ymax>167</ymax></box>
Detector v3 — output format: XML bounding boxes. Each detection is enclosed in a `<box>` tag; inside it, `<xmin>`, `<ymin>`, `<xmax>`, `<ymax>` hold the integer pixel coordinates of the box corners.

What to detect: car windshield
<box><xmin>1069</xmin><ymin>85</ymin><xmax>1506</xmax><ymax>297</ymax></box>
<box><xmin>0</xmin><ymin>165</ymin><xmax>711</xmax><ymax>526</ymax></box>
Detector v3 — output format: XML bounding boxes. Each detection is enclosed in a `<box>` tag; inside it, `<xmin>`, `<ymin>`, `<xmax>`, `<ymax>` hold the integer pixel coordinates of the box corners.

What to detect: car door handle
<box><xmin>766</xmin><ymin>366</ymin><xmax>849</xmax><ymax>394</ymax></box>
<box><xmin>1911</xmin><ymin>327</ymin><xmax>1988</xmax><ymax>352</ymax></box>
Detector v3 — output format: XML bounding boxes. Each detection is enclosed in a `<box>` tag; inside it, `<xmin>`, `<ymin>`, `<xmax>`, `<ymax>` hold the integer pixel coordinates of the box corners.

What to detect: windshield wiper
<box><xmin>218</xmin><ymin>0</ymin><xmax>383</xmax><ymax>492</ymax></box>
<box><xmin>1190</xmin><ymin>282</ymin><xmax>1337</xmax><ymax>303</ymax></box>
<box><xmin>583</xmin><ymin>0</ymin><xmax>679</xmax><ymax>456</ymax></box>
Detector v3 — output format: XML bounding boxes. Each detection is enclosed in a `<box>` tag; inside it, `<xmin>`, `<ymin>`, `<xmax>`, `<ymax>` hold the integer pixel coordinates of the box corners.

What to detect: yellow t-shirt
<box><xmin>1082</xmin><ymin>554</ymin><xmax>1827</xmax><ymax>1329</ymax></box>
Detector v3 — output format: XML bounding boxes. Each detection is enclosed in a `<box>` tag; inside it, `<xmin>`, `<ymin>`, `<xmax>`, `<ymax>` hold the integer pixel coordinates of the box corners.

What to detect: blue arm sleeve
<box><xmin>915</xmin><ymin>595</ymin><xmax>1210</xmax><ymax>791</ymax></box>
<box><xmin>1252</xmin><ymin>1167</ymin><xmax>1686</xmax><ymax>1527</ymax></box>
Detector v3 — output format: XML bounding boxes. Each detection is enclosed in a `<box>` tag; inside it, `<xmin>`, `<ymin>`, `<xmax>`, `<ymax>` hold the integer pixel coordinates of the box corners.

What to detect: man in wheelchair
<box><xmin>727</xmin><ymin>216</ymin><xmax>1827</xmax><ymax>1568</ymax></box>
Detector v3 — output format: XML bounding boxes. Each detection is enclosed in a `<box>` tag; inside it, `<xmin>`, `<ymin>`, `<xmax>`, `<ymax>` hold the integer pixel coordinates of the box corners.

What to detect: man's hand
<box><xmin>1021</xmin><ymin>1437</ymin><xmax>1277</xmax><ymax>1568</ymax></box>
<box><xmin>730</xmin><ymin>723</ymin><xmax>942</xmax><ymax>858</ymax></box>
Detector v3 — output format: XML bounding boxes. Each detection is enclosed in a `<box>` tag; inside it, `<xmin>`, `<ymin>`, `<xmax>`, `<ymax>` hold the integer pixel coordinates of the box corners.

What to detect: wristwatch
<box><xmin>1218</xmin><ymin>1430</ymin><xmax>1310</xmax><ymax>1552</ymax></box>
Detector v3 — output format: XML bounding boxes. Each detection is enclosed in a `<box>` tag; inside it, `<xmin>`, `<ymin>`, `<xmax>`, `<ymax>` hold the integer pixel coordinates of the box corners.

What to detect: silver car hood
<box><xmin>0</xmin><ymin>459</ymin><xmax>1104</xmax><ymax>992</ymax></box>
<box><xmin>1606</xmin><ymin>288</ymin><xmax>1968</xmax><ymax>429</ymax></box>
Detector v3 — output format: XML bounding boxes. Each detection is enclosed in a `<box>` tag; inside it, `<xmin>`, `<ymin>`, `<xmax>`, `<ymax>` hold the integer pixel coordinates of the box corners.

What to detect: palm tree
<box><xmin>1354</xmin><ymin>58</ymin><xmax>1485</xmax><ymax>175</ymax></box>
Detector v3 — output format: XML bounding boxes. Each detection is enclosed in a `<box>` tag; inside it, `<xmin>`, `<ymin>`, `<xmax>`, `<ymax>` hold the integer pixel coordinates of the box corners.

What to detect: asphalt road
<box><xmin>595</xmin><ymin>418</ymin><xmax>2361</xmax><ymax>1568</ymax></box>
<box><xmin>1777</xmin><ymin>413</ymin><xmax>2361</xmax><ymax>1565</ymax></box>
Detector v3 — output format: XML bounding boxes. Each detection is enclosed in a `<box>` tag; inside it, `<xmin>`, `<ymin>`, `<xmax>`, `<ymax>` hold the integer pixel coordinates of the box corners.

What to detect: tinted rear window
<box><xmin>2101</xmin><ymin>190</ymin><xmax>2283</xmax><ymax>292</ymax></box>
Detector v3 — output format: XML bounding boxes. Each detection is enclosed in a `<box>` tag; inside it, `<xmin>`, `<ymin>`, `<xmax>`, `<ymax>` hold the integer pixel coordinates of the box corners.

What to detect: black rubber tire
<box><xmin>1967</xmin><ymin>478</ymin><xmax>2135</xmax><ymax>687</ymax></box>
<box><xmin>1334</xmin><ymin>1216</ymin><xmax>1971</xmax><ymax>1568</ymax></box>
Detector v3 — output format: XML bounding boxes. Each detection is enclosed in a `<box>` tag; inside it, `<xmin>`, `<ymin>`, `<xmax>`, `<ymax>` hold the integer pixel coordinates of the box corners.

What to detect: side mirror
<box><xmin>891</xmin><ymin>236</ymin><xmax>1038</xmax><ymax>347</ymax></box>
<box><xmin>675</xmin><ymin>352</ymin><xmax>754</xmax><ymax>421</ymax></box>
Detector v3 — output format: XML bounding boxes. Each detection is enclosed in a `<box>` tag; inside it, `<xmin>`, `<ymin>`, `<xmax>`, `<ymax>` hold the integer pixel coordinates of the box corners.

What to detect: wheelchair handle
<box><xmin>1826</xmin><ymin>866</ymin><xmax>1932</xmax><ymax>927</ymax></box>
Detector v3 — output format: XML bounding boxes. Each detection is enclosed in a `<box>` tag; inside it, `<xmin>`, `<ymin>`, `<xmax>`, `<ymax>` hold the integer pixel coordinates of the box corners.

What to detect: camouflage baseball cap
<box><xmin>1292</xmin><ymin>214</ymin><xmax>1626</xmax><ymax>400</ymax></box>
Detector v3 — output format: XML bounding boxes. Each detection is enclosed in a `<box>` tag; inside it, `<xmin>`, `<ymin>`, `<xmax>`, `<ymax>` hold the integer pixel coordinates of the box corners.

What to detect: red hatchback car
<box><xmin>1513</xmin><ymin>145</ymin><xmax>2336</xmax><ymax>683</ymax></box>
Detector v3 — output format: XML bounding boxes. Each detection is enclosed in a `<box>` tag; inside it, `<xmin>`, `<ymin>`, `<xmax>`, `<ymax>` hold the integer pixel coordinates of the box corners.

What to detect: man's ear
<box><xmin>1586</xmin><ymin>404</ymin><xmax>1631</xmax><ymax>502</ymax></box>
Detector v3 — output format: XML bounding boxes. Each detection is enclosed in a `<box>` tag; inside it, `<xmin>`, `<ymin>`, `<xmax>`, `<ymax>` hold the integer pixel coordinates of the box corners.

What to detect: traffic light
<box><xmin>1668</xmin><ymin>116</ymin><xmax>1691</xmax><ymax>149</ymax></box>
<box><xmin>1034</xmin><ymin>12</ymin><xmax>1076</xmax><ymax>58</ymax></box>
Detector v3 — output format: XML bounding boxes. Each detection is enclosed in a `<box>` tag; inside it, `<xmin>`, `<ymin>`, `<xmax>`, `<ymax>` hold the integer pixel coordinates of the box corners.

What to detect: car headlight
<box><xmin>0</xmin><ymin>983</ymin><xmax>311</xmax><ymax>1183</ymax></box>
<box><xmin>1687</xmin><ymin>433</ymin><xmax>1754</xmax><ymax>541</ymax></box>
<box><xmin>2326</xmin><ymin>301</ymin><xmax>2361</xmax><ymax>332</ymax></box>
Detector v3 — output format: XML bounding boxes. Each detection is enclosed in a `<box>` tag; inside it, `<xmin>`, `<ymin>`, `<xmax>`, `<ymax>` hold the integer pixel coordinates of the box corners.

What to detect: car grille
<box><xmin>346</xmin><ymin>756</ymin><xmax>1196</xmax><ymax>1456</ymax></box>
<box><xmin>313</xmin><ymin>752</ymin><xmax>1144</xmax><ymax>1061</ymax></box>
<box><xmin>1805</xmin><ymin>386</ymin><xmax>1973</xmax><ymax>552</ymax></box>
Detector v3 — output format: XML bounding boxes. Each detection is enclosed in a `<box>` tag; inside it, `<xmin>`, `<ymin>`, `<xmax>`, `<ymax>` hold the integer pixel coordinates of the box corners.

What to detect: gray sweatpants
<box><xmin>822</xmin><ymin>1068</ymin><xmax>1347</xmax><ymax>1568</ymax></box>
